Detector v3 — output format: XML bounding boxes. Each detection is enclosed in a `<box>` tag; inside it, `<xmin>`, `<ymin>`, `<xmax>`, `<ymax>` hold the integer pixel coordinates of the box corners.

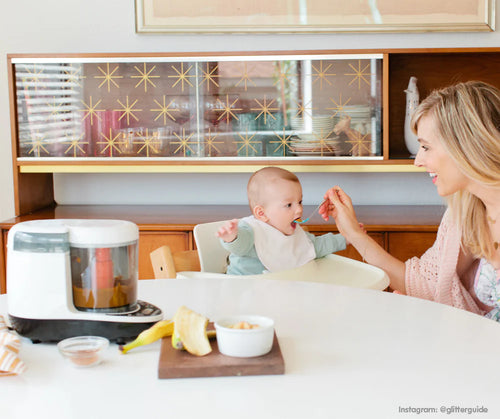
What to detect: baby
<box><xmin>216</xmin><ymin>167</ymin><xmax>346</xmax><ymax>275</ymax></box>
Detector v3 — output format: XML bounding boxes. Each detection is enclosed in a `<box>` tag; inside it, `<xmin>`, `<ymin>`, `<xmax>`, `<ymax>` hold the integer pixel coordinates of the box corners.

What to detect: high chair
<box><xmin>149</xmin><ymin>245</ymin><xmax>200</xmax><ymax>279</ymax></box>
<box><xmin>193</xmin><ymin>220</ymin><xmax>230</xmax><ymax>273</ymax></box>
<box><xmin>177</xmin><ymin>253</ymin><xmax>390</xmax><ymax>290</ymax></box>
<box><xmin>189</xmin><ymin>220</ymin><xmax>389</xmax><ymax>291</ymax></box>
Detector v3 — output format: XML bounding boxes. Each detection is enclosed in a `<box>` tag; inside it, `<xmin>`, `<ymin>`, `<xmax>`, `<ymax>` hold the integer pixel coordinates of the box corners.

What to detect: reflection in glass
<box><xmin>14</xmin><ymin>54</ymin><xmax>383</xmax><ymax>160</ymax></box>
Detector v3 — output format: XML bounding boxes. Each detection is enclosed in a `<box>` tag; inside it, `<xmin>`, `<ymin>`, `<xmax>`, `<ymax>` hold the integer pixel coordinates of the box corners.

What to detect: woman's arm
<box><xmin>321</xmin><ymin>186</ymin><xmax>406</xmax><ymax>293</ymax></box>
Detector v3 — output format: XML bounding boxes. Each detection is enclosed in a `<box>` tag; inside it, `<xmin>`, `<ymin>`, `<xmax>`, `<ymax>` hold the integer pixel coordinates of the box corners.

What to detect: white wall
<box><xmin>2</xmin><ymin>0</ymin><xmax>500</xmax><ymax>217</ymax></box>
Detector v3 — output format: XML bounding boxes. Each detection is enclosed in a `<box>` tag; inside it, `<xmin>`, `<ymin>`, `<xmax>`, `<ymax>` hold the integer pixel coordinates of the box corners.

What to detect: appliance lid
<box><xmin>8</xmin><ymin>219</ymin><xmax>139</xmax><ymax>249</ymax></box>
<box><xmin>65</xmin><ymin>219</ymin><xmax>138</xmax><ymax>247</ymax></box>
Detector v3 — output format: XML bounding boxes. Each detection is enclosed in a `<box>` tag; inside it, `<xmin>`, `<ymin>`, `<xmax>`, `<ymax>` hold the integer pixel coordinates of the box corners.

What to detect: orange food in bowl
<box><xmin>229</xmin><ymin>321</ymin><xmax>260</xmax><ymax>330</ymax></box>
<box><xmin>68</xmin><ymin>349</ymin><xmax>101</xmax><ymax>366</ymax></box>
<box><xmin>215</xmin><ymin>315</ymin><xmax>274</xmax><ymax>358</ymax></box>
<box><xmin>57</xmin><ymin>336</ymin><xmax>109</xmax><ymax>368</ymax></box>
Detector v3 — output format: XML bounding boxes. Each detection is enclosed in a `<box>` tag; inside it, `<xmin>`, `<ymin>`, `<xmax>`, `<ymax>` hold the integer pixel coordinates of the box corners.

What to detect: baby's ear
<box><xmin>253</xmin><ymin>205</ymin><xmax>268</xmax><ymax>222</ymax></box>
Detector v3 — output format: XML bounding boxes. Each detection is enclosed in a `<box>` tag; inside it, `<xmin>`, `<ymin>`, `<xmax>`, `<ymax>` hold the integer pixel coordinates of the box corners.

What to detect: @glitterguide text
<box><xmin>398</xmin><ymin>405</ymin><xmax>488</xmax><ymax>415</ymax></box>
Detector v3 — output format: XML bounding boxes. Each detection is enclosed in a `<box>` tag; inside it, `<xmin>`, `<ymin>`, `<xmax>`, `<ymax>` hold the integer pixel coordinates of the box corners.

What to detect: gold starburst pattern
<box><xmin>203</xmin><ymin>129</ymin><xmax>223</xmax><ymax>156</ymax></box>
<box><xmin>63</xmin><ymin>66</ymin><xmax>85</xmax><ymax>89</ymax></box>
<box><xmin>80</xmin><ymin>96</ymin><xmax>104</xmax><ymax>125</ymax></box>
<box><xmin>273</xmin><ymin>64</ymin><xmax>297</xmax><ymax>87</ymax></box>
<box><xmin>293</xmin><ymin>99</ymin><xmax>316</xmax><ymax>118</ymax></box>
<box><xmin>346</xmin><ymin>132</ymin><xmax>372</xmax><ymax>156</ymax></box>
<box><xmin>26</xmin><ymin>132</ymin><xmax>49</xmax><ymax>157</ymax></box>
<box><xmin>171</xmin><ymin>128</ymin><xmax>196</xmax><ymax>156</ymax></box>
<box><xmin>23</xmin><ymin>64</ymin><xmax>44</xmax><ymax>89</ymax></box>
<box><xmin>215</xmin><ymin>95</ymin><xmax>242</xmax><ymax>125</ymax></box>
<box><xmin>64</xmin><ymin>133</ymin><xmax>88</xmax><ymax>157</ymax></box>
<box><xmin>235</xmin><ymin>63</ymin><xmax>256</xmax><ymax>91</ymax></box>
<box><xmin>345</xmin><ymin>60</ymin><xmax>372</xmax><ymax>89</ymax></box>
<box><xmin>327</xmin><ymin>94</ymin><xmax>352</xmax><ymax>118</ymax></box>
<box><xmin>115</xmin><ymin>96</ymin><xmax>142</xmax><ymax>125</ymax></box>
<box><xmin>269</xmin><ymin>128</ymin><xmax>293</xmax><ymax>156</ymax></box>
<box><xmin>131</xmin><ymin>63</ymin><xmax>159</xmax><ymax>92</ymax></box>
<box><xmin>96</xmin><ymin>128</ymin><xmax>125</xmax><ymax>157</ymax></box>
<box><xmin>168</xmin><ymin>63</ymin><xmax>194</xmax><ymax>92</ymax></box>
<box><xmin>251</xmin><ymin>96</ymin><xmax>279</xmax><ymax>124</ymax></box>
<box><xmin>133</xmin><ymin>129</ymin><xmax>161</xmax><ymax>157</ymax></box>
<box><xmin>199</xmin><ymin>63</ymin><xmax>220</xmax><ymax>92</ymax></box>
<box><xmin>46</xmin><ymin>97</ymin><xmax>66</xmax><ymax>121</ymax></box>
<box><xmin>151</xmin><ymin>96</ymin><xmax>180</xmax><ymax>124</ymax></box>
<box><xmin>311</xmin><ymin>62</ymin><xmax>336</xmax><ymax>89</ymax></box>
<box><xmin>314</xmin><ymin>129</ymin><xmax>337</xmax><ymax>156</ymax></box>
<box><xmin>235</xmin><ymin>132</ymin><xmax>259</xmax><ymax>156</ymax></box>
<box><xmin>94</xmin><ymin>63</ymin><xmax>122</xmax><ymax>92</ymax></box>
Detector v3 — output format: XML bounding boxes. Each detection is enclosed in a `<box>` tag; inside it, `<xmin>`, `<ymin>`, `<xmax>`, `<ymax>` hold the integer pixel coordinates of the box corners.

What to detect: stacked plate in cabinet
<box><xmin>290</xmin><ymin>115</ymin><xmax>339</xmax><ymax>156</ymax></box>
<box><xmin>342</xmin><ymin>105</ymin><xmax>372</xmax><ymax>135</ymax></box>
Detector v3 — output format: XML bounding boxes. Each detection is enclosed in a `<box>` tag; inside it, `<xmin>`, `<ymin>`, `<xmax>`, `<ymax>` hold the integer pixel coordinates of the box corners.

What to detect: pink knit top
<box><xmin>405</xmin><ymin>209</ymin><xmax>483</xmax><ymax>314</ymax></box>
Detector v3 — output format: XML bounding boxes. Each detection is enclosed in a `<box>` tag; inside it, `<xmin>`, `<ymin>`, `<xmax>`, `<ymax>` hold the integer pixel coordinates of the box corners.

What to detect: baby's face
<box><xmin>261</xmin><ymin>179</ymin><xmax>303</xmax><ymax>235</ymax></box>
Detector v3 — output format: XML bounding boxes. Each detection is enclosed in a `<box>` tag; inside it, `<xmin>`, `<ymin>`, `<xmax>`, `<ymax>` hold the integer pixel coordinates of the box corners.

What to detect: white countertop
<box><xmin>1</xmin><ymin>277</ymin><xmax>499</xmax><ymax>419</ymax></box>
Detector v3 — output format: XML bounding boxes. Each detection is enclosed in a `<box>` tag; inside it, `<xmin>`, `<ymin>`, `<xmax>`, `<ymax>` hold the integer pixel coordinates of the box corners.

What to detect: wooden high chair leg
<box><xmin>150</xmin><ymin>245</ymin><xmax>176</xmax><ymax>279</ymax></box>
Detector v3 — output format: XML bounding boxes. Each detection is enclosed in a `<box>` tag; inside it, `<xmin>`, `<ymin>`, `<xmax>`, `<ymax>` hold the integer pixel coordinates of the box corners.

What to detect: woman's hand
<box><xmin>320</xmin><ymin>186</ymin><xmax>364</xmax><ymax>241</ymax></box>
<box><xmin>321</xmin><ymin>186</ymin><xmax>407</xmax><ymax>293</ymax></box>
<box><xmin>215</xmin><ymin>219</ymin><xmax>239</xmax><ymax>243</ymax></box>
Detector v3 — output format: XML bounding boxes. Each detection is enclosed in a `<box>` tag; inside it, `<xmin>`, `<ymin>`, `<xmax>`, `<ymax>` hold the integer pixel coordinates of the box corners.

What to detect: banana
<box><xmin>171</xmin><ymin>329</ymin><xmax>184</xmax><ymax>350</ymax></box>
<box><xmin>119</xmin><ymin>319</ymin><xmax>174</xmax><ymax>354</ymax></box>
<box><xmin>171</xmin><ymin>306</ymin><xmax>212</xmax><ymax>356</ymax></box>
<box><xmin>172</xmin><ymin>329</ymin><xmax>216</xmax><ymax>350</ymax></box>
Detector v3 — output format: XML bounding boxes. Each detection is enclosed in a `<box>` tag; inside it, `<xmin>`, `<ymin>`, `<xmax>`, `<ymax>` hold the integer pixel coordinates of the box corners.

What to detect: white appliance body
<box><xmin>7</xmin><ymin>219</ymin><xmax>162</xmax><ymax>342</ymax></box>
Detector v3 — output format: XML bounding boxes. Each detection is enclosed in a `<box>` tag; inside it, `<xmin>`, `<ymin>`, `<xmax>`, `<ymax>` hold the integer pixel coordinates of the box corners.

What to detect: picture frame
<box><xmin>135</xmin><ymin>0</ymin><xmax>495</xmax><ymax>34</ymax></box>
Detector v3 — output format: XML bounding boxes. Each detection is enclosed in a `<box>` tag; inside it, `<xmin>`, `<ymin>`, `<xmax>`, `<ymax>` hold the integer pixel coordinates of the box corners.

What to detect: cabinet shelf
<box><xmin>17</xmin><ymin>158</ymin><xmax>421</xmax><ymax>173</ymax></box>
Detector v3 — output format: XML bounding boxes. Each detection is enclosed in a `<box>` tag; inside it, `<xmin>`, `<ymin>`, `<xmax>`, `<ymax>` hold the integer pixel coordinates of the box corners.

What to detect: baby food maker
<box><xmin>7</xmin><ymin>219</ymin><xmax>163</xmax><ymax>343</ymax></box>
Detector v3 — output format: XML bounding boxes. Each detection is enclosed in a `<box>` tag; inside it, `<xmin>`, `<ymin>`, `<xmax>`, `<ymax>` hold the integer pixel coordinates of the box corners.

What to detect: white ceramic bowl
<box><xmin>214</xmin><ymin>315</ymin><xmax>274</xmax><ymax>358</ymax></box>
<box><xmin>57</xmin><ymin>336</ymin><xmax>109</xmax><ymax>368</ymax></box>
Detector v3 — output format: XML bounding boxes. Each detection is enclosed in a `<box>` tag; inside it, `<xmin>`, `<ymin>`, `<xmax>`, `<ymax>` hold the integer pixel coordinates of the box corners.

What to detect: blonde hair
<box><xmin>247</xmin><ymin>167</ymin><xmax>300</xmax><ymax>210</ymax></box>
<box><xmin>411</xmin><ymin>81</ymin><xmax>500</xmax><ymax>259</ymax></box>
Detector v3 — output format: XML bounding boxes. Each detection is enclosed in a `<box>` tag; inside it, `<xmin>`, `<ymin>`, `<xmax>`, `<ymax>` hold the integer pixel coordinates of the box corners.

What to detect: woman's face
<box><xmin>414</xmin><ymin>114</ymin><xmax>471</xmax><ymax>197</ymax></box>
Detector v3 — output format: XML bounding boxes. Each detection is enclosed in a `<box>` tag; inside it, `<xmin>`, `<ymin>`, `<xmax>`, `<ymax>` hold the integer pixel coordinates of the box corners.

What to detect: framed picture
<box><xmin>135</xmin><ymin>0</ymin><xmax>495</xmax><ymax>33</ymax></box>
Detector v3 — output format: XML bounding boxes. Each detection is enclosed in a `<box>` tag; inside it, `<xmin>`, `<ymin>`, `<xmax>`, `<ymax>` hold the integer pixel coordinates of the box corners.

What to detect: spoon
<box><xmin>294</xmin><ymin>201</ymin><xmax>325</xmax><ymax>224</ymax></box>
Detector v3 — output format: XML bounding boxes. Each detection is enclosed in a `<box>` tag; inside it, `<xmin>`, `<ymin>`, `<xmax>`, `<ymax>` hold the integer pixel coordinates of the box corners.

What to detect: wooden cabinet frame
<box><xmin>7</xmin><ymin>48</ymin><xmax>500</xmax><ymax>217</ymax></box>
<box><xmin>3</xmin><ymin>47</ymin><xmax>497</xmax><ymax>291</ymax></box>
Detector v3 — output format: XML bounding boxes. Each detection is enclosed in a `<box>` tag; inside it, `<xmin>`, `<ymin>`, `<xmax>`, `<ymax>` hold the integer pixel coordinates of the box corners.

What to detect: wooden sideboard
<box><xmin>0</xmin><ymin>204</ymin><xmax>445</xmax><ymax>294</ymax></box>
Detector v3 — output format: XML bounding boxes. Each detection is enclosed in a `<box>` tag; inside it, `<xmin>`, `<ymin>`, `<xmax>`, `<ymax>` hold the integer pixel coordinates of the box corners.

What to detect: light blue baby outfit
<box><xmin>220</xmin><ymin>217</ymin><xmax>347</xmax><ymax>275</ymax></box>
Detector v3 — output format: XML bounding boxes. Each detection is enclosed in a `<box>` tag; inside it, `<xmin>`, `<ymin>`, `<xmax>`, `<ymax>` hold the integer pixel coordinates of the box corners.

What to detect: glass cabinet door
<box><xmin>13</xmin><ymin>53</ymin><xmax>382</xmax><ymax>161</ymax></box>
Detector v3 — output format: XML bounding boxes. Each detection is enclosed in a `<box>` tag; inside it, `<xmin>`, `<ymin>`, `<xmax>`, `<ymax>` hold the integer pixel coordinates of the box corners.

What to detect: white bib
<box><xmin>242</xmin><ymin>216</ymin><xmax>316</xmax><ymax>272</ymax></box>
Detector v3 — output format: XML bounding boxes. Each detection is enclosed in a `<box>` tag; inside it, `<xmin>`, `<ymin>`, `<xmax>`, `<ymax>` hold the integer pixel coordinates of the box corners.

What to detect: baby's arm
<box><xmin>215</xmin><ymin>219</ymin><xmax>239</xmax><ymax>243</ymax></box>
<box><xmin>307</xmin><ymin>232</ymin><xmax>347</xmax><ymax>258</ymax></box>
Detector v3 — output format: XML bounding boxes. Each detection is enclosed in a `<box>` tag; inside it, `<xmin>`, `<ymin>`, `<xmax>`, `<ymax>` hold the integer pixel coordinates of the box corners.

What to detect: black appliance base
<box><xmin>9</xmin><ymin>315</ymin><xmax>159</xmax><ymax>344</ymax></box>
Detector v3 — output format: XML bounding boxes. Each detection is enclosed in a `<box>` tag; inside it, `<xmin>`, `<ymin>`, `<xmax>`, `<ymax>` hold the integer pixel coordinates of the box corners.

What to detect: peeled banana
<box><xmin>172</xmin><ymin>329</ymin><xmax>216</xmax><ymax>350</ymax></box>
<box><xmin>119</xmin><ymin>319</ymin><xmax>174</xmax><ymax>354</ymax></box>
<box><xmin>171</xmin><ymin>306</ymin><xmax>212</xmax><ymax>356</ymax></box>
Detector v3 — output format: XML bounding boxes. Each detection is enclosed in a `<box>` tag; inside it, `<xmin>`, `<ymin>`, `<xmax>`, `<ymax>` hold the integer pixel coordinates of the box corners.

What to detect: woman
<box><xmin>320</xmin><ymin>81</ymin><xmax>500</xmax><ymax>318</ymax></box>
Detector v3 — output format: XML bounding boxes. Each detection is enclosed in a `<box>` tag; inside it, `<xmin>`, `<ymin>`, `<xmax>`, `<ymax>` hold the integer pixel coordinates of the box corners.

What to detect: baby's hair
<box><xmin>247</xmin><ymin>167</ymin><xmax>300</xmax><ymax>209</ymax></box>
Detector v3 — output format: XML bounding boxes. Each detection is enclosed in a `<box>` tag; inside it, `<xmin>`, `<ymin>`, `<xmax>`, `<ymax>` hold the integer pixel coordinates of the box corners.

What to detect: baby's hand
<box><xmin>215</xmin><ymin>219</ymin><xmax>239</xmax><ymax>243</ymax></box>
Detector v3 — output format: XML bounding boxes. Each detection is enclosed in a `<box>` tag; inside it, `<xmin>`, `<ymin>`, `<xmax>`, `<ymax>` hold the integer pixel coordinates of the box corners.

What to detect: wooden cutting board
<box><xmin>158</xmin><ymin>327</ymin><xmax>285</xmax><ymax>379</ymax></box>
